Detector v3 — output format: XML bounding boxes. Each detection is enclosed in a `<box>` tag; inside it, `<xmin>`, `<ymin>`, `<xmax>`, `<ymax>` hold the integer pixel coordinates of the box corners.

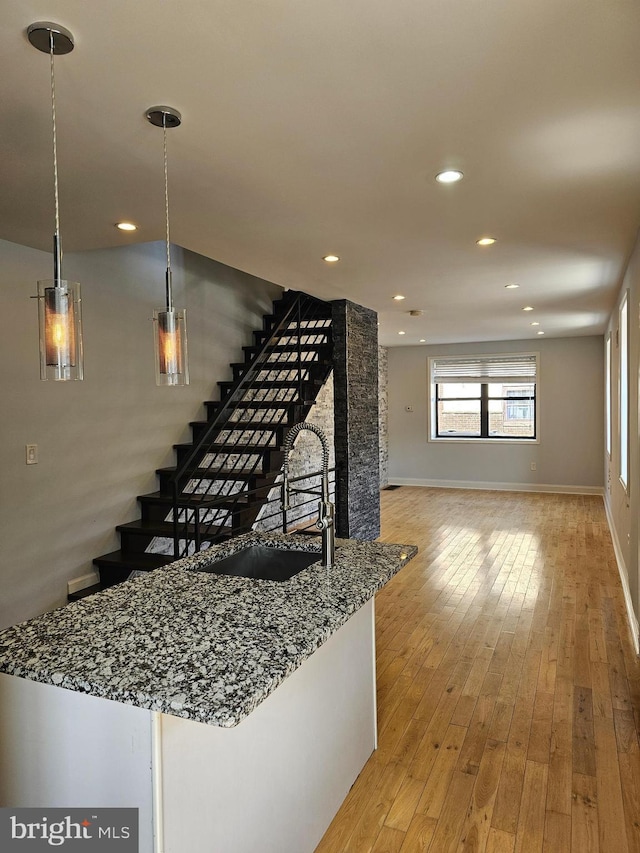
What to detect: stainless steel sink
<box><xmin>203</xmin><ymin>545</ymin><xmax>320</xmax><ymax>582</ymax></box>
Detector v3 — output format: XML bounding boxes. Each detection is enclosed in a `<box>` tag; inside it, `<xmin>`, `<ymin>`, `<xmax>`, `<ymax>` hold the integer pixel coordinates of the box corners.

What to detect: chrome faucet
<box><xmin>282</xmin><ymin>423</ymin><xmax>335</xmax><ymax>569</ymax></box>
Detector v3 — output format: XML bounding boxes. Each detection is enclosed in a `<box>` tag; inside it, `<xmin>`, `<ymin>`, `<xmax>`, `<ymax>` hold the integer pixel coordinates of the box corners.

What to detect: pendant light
<box><xmin>28</xmin><ymin>22</ymin><xmax>84</xmax><ymax>382</ymax></box>
<box><xmin>146</xmin><ymin>106</ymin><xmax>189</xmax><ymax>386</ymax></box>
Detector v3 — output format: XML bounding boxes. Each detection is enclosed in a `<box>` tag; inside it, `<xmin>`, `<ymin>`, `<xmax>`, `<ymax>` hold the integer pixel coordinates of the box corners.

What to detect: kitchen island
<box><xmin>0</xmin><ymin>532</ymin><xmax>416</xmax><ymax>852</ymax></box>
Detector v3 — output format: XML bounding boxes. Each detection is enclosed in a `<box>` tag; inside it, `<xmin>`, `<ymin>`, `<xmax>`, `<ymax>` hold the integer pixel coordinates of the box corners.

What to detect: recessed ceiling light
<box><xmin>505</xmin><ymin>283</ymin><xmax>519</xmax><ymax>289</ymax></box>
<box><xmin>393</xmin><ymin>294</ymin><xmax>405</xmax><ymax>301</ymax></box>
<box><xmin>419</xmin><ymin>339</ymin><xmax>426</xmax><ymax>343</ymax></box>
<box><xmin>435</xmin><ymin>169</ymin><xmax>464</xmax><ymax>184</ymax></box>
<box><xmin>522</xmin><ymin>306</ymin><xmax>534</xmax><ymax>311</ymax></box>
<box><xmin>398</xmin><ymin>331</ymin><xmax>406</xmax><ymax>335</ymax></box>
<box><xmin>537</xmin><ymin>331</ymin><xmax>545</xmax><ymax>335</ymax></box>
<box><xmin>116</xmin><ymin>222</ymin><xmax>137</xmax><ymax>232</ymax></box>
<box><xmin>530</xmin><ymin>322</ymin><xmax>540</xmax><ymax>326</ymax></box>
<box><xmin>323</xmin><ymin>254</ymin><xmax>340</xmax><ymax>263</ymax></box>
<box><xmin>476</xmin><ymin>237</ymin><xmax>496</xmax><ymax>246</ymax></box>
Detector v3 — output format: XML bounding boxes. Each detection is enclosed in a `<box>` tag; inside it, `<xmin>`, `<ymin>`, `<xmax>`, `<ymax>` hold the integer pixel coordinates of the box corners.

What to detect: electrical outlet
<box><xmin>26</xmin><ymin>444</ymin><xmax>38</xmax><ymax>465</ymax></box>
<box><xmin>530</xmin><ymin>461</ymin><xmax>536</xmax><ymax>471</ymax></box>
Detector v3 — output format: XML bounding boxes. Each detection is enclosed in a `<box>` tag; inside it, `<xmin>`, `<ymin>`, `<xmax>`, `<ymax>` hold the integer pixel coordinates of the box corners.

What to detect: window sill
<box><xmin>428</xmin><ymin>436</ymin><xmax>539</xmax><ymax>446</ymax></box>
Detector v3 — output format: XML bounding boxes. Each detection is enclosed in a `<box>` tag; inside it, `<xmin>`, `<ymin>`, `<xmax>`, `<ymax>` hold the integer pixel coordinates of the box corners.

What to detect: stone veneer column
<box><xmin>332</xmin><ymin>300</ymin><xmax>380</xmax><ymax>540</ymax></box>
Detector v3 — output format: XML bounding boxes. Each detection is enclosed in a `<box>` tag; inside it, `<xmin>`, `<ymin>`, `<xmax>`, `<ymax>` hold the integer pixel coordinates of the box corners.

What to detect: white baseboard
<box><xmin>603</xmin><ymin>495</ymin><xmax>640</xmax><ymax>655</ymax></box>
<box><xmin>67</xmin><ymin>570</ymin><xmax>100</xmax><ymax>595</ymax></box>
<box><xmin>388</xmin><ymin>478</ymin><xmax>603</xmax><ymax>496</ymax></box>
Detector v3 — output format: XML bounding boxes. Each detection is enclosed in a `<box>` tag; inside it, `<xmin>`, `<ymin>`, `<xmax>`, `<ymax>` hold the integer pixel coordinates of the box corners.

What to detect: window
<box><xmin>505</xmin><ymin>387</ymin><xmax>535</xmax><ymax>421</ymax></box>
<box><xmin>605</xmin><ymin>332</ymin><xmax>611</xmax><ymax>457</ymax></box>
<box><xmin>430</xmin><ymin>353</ymin><xmax>537</xmax><ymax>441</ymax></box>
<box><xmin>619</xmin><ymin>295</ymin><xmax>628</xmax><ymax>489</ymax></box>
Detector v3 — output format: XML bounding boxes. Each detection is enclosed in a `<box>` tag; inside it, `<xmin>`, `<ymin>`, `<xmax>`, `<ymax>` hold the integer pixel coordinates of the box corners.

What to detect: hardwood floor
<box><xmin>314</xmin><ymin>487</ymin><xmax>640</xmax><ymax>853</ymax></box>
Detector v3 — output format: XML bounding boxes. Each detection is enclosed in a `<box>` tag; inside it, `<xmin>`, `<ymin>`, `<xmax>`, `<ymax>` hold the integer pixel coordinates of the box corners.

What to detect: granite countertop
<box><xmin>0</xmin><ymin>532</ymin><xmax>417</xmax><ymax>728</ymax></box>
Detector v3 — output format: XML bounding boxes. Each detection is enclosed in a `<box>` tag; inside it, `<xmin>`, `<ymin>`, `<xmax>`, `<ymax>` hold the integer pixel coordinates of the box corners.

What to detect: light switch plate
<box><xmin>26</xmin><ymin>444</ymin><xmax>38</xmax><ymax>465</ymax></box>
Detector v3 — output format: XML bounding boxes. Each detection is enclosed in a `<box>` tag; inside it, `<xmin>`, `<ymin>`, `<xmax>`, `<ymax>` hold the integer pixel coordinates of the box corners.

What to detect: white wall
<box><xmin>0</xmin><ymin>238</ymin><xmax>281</xmax><ymax>628</ymax></box>
<box><xmin>604</xmin><ymin>233</ymin><xmax>640</xmax><ymax>637</ymax></box>
<box><xmin>388</xmin><ymin>336</ymin><xmax>604</xmax><ymax>491</ymax></box>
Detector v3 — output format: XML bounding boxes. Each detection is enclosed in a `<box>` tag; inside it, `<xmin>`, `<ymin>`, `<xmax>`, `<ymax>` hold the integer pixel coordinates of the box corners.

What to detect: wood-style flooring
<box><xmin>314</xmin><ymin>487</ymin><xmax>640</xmax><ymax>852</ymax></box>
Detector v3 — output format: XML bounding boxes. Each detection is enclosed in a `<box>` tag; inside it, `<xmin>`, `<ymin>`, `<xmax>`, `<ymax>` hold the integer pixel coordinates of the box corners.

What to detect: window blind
<box><xmin>431</xmin><ymin>353</ymin><xmax>537</xmax><ymax>384</ymax></box>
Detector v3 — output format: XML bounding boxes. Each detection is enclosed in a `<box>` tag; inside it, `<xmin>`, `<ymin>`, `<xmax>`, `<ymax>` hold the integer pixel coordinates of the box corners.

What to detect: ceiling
<box><xmin>2</xmin><ymin>1</ymin><xmax>640</xmax><ymax>346</ymax></box>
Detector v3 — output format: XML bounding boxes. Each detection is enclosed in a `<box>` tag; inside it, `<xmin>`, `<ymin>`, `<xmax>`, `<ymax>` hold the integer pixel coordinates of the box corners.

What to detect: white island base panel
<box><xmin>0</xmin><ymin>598</ymin><xmax>376</xmax><ymax>853</ymax></box>
<box><xmin>0</xmin><ymin>672</ymin><xmax>156</xmax><ymax>851</ymax></box>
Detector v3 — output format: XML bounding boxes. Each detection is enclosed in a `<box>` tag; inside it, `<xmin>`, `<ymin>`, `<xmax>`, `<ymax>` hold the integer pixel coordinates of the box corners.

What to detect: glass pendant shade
<box><xmin>29</xmin><ymin>22</ymin><xmax>84</xmax><ymax>382</ymax></box>
<box><xmin>147</xmin><ymin>105</ymin><xmax>189</xmax><ymax>387</ymax></box>
<box><xmin>153</xmin><ymin>308</ymin><xmax>188</xmax><ymax>386</ymax></box>
<box><xmin>37</xmin><ymin>280</ymin><xmax>83</xmax><ymax>381</ymax></box>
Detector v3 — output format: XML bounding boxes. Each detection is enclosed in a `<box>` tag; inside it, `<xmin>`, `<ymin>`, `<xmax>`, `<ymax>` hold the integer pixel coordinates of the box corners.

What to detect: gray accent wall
<box><xmin>388</xmin><ymin>336</ymin><xmax>604</xmax><ymax>491</ymax></box>
<box><xmin>332</xmin><ymin>300</ymin><xmax>380</xmax><ymax>540</ymax></box>
<box><xmin>0</xmin><ymin>238</ymin><xmax>281</xmax><ymax>629</ymax></box>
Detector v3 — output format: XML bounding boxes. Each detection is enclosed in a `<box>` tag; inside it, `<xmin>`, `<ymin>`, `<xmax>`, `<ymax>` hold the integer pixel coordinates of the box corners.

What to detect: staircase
<box><xmin>74</xmin><ymin>290</ymin><xmax>333</xmax><ymax>599</ymax></box>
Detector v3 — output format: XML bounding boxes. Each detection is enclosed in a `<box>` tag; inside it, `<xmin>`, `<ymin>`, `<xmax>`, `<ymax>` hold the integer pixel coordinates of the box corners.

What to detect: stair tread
<box><xmin>264</xmin><ymin>314</ymin><xmax>332</xmax><ymax>326</ymax></box>
<box><xmin>243</xmin><ymin>342</ymin><xmax>330</xmax><ymax>353</ymax></box>
<box><xmin>218</xmin><ymin>379</ymin><xmax>312</xmax><ymax>388</ymax></box>
<box><xmin>174</xmin><ymin>442</ymin><xmax>282</xmax><ymax>453</ymax></box>
<box><xmin>116</xmin><ymin>519</ymin><xmax>231</xmax><ymax>537</ymax></box>
<box><xmin>138</xmin><ymin>490</ymin><xmax>252</xmax><ymax>506</ymax></box>
<box><xmin>189</xmin><ymin>420</ymin><xmax>283</xmax><ymax>430</ymax></box>
<box><xmin>205</xmin><ymin>400</ymin><xmax>297</xmax><ymax>409</ymax></box>
<box><xmin>157</xmin><ymin>466</ymin><xmax>273</xmax><ymax>480</ymax></box>
<box><xmin>232</xmin><ymin>360</ymin><xmax>326</xmax><ymax>370</ymax></box>
<box><xmin>93</xmin><ymin>550</ymin><xmax>175</xmax><ymax>568</ymax></box>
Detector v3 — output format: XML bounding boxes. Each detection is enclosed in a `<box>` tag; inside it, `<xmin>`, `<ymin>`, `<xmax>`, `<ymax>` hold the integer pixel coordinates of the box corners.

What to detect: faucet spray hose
<box><xmin>283</xmin><ymin>422</ymin><xmax>330</xmax><ymax>503</ymax></box>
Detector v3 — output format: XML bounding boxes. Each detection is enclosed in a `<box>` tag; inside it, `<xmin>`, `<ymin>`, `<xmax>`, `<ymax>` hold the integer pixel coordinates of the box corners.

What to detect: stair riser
<box><xmin>116</xmin><ymin>531</ymin><xmax>232</xmax><ymax>555</ymax></box>
<box><xmin>229</xmin><ymin>360</ymin><xmax>330</xmax><ymax>381</ymax></box>
<box><xmin>214</xmin><ymin>429</ymin><xmax>285</xmax><ymax>448</ymax></box>
<box><xmin>189</xmin><ymin>421</ymin><xmax>286</xmax><ymax>445</ymax></box>
<box><xmin>242</xmin><ymin>343</ymin><xmax>332</xmax><ymax>359</ymax></box>
<box><xmin>96</xmin><ymin>565</ymin><xmax>131</xmax><ymax>586</ymax></box>
<box><xmin>251</xmin><ymin>327</ymin><xmax>333</xmax><ymax>346</ymax></box>
<box><xmin>173</xmin><ymin>444</ymin><xmax>282</xmax><ymax>469</ymax></box>
<box><xmin>139</xmin><ymin>499</ymin><xmax>257</xmax><ymax>528</ymax></box>
<box><xmin>231</xmin><ymin>363</ymin><xmax>329</xmax><ymax>383</ymax></box>
<box><xmin>261</xmin><ymin>315</ymin><xmax>332</xmax><ymax>335</ymax></box>
<box><xmin>204</xmin><ymin>401</ymin><xmax>306</xmax><ymax>422</ymax></box>
<box><xmin>117</xmin><ymin>532</ymin><xmax>158</xmax><ymax>554</ymax></box>
<box><xmin>218</xmin><ymin>380</ymin><xmax>321</xmax><ymax>402</ymax></box>
<box><xmin>204</xmin><ymin>406</ymin><xmax>319</xmax><ymax>440</ymax></box>
<box><xmin>236</xmin><ymin>354</ymin><xmax>329</xmax><ymax>368</ymax></box>
<box><xmin>158</xmin><ymin>469</ymin><xmax>276</xmax><ymax>495</ymax></box>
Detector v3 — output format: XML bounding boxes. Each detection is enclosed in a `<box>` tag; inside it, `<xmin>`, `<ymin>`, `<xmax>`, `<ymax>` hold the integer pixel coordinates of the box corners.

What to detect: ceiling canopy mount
<box><xmin>145</xmin><ymin>106</ymin><xmax>182</xmax><ymax>130</ymax></box>
<box><xmin>27</xmin><ymin>22</ymin><xmax>74</xmax><ymax>55</ymax></box>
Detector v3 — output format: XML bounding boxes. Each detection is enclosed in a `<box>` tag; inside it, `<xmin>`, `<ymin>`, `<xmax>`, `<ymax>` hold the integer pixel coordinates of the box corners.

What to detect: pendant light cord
<box><xmin>50</xmin><ymin>31</ymin><xmax>62</xmax><ymax>283</ymax></box>
<box><xmin>163</xmin><ymin>114</ymin><xmax>173</xmax><ymax>311</ymax></box>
